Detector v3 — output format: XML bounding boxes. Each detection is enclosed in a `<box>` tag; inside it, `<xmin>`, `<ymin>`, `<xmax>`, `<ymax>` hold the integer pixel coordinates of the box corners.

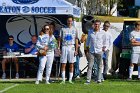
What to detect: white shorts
<box><xmin>61</xmin><ymin>45</ymin><xmax>75</xmax><ymax>63</ymax></box>
<box><xmin>131</xmin><ymin>53</ymin><xmax>140</xmax><ymax>64</ymax></box>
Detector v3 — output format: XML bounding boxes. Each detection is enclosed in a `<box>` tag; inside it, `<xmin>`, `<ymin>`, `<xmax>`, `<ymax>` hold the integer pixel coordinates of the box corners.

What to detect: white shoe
<box><xmin>69</xmin><ymin>80</ymin><xmax>74</xmax><ymax>84</ymax></box>
<box><xmin>76</xmin><ymin>76</ymin><xmax>80</xmax><ymax>79</ymax></box>
<box><xmin>2</xmin><ymin>73</ymin><xmax>6</xmax><ymax>79</ymax></box>
<box><xmin>35</xmin><ymin>80</ymin><xmax>39</xmax><ymax>84</ymax></box>
<box><xmin>15</xmin><ymin>73</ymin><xmax>19</xmax><ymax>79</ymax></box>
<box><xmin>46</xmin><ymin>81</ymin><xmax>50</xmax><ymax>84</ymax></box>
<box><xmin>60</xmin><ymin>81</ymin><xmax>65</xmax><ymax>84</ymax></box>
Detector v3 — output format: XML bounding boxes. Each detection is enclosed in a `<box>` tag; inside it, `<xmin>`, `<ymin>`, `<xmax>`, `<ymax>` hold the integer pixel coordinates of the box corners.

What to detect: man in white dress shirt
<box><xmin>85</xmin><ymin>20</ymin><xmax>106</xmax><ymax>84</ymax></box>
<box><xmin>102</xmin><ymin>21</ymin><xmax>113</xmax><ymax>80</ymax></box>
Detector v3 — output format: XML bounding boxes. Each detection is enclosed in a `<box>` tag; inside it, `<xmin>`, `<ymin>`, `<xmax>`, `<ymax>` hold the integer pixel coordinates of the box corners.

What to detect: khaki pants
<box><xmin>110</xmin><ymin>45</ymin><xmax>121</xmax><ymax>73</ymax></box>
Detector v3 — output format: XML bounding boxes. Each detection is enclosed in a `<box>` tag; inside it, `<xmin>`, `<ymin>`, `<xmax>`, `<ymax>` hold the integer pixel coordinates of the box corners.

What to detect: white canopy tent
<box><xmin>0</xmin><ymin>0</ymin><xmax>81</xmax><ymax>17</ymax></box>
<box><xmin>0</xmin><ymin>0</ymin><xmax>81</xmax><ymax>47</ymax></box>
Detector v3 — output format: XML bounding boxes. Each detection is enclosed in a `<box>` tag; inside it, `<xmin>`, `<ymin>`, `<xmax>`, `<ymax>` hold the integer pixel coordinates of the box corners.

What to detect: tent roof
<box><xmin>0</xmin><ymin>0</ymin><xmax>81</xmax><ymax>17</ymax></box>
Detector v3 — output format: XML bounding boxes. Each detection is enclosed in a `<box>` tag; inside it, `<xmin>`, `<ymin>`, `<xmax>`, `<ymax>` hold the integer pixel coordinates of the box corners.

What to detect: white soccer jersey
<box><xmin>130</xmin><ymin>30</ymin><xmax>140</xmax><ymax>53</ymax></box>
<box><xmin>59</xmin><ymin>26</ymin><xmax>78</xmax><ymax>46</ymax></box>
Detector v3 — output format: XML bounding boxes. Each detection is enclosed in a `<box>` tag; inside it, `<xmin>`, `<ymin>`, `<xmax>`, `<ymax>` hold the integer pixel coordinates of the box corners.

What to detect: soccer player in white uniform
<box><xmin>35</xmin><ymin>25</ymin><xmax>49</xmax><ymax>84</ymax></box>
<box><xmin>128</xmin><ymin>21</ymin><xmax>140</xmax><ymax>80</ymax></box>
<box><xmin>58</xmin><ymin>16</ymin><xmax>78</xmax><ymax>84</ymax></box>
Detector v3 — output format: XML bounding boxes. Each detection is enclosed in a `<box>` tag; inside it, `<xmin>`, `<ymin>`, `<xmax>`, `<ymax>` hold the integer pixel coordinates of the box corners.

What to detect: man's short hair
<box><xmin>135</xmin><ymin>21</ymin><xmax>140</xmax><ymax>27</ymax></box>
<box><xmin>67</xmin><ymin>15</ymin><xmax>74</xmax><ymax>21</ymax></box>
<box><xmin>94</xmin><ymin>20</ymin><xmax>101</xmax><ymax>24</ymax></box>
<box><xmin>50</xmin><ymin>22</ymin><xmax>55</xmax><ymax>27</ymax></box>
<box><xmin>104</xmin><ymin>21</ymin><xmax>110</xmax><ymax>25</ymax></box>
<box><xmin>8</xmin><ymin>35</ymin><xmax>14</xmax><ymax>39</ymax></box>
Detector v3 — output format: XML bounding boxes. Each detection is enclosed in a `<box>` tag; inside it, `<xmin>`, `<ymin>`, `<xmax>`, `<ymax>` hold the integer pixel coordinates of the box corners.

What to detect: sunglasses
<box><xmin>45</xmin><ymin>28</ymin><xmax>50</xmax><ymax>30</ymax></box>
<box><xmin>104</xmin><ymin>25</ymin><xmax>110</xmax><ymax>27</ymax></box>
<box><xmin>9</xmin><ymin>39</ymin><xmax>13</xmax><ymax>40</ymax></box>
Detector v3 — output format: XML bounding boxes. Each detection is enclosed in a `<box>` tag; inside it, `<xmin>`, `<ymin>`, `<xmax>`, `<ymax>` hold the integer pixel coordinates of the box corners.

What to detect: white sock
<box><xmin>62</xmin><ymin>71</ymin><xmax>65</xmax><ymax>81</ymax></box>
<box><xmin>138</xmin><ymin>66</ymin><xmax>140</xmax><ymax>78</ymax></box>
<box><xmin>46</xmin><ymin>76</ymin><xmax>49</xmax><ymax>81</ymax></box>
<box><xmin>69</xmin><ymin>72</ymin><xmax>73</xmax><ymax>81</ymax></box>
<box><xmin>129</xmin><ymin>66</ymin><xmax>134</xmax><ymax>79</ymax></box>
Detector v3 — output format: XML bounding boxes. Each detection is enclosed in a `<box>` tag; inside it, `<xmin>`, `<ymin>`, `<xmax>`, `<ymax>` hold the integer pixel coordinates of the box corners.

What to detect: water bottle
<box><xmin>9</xmin><ymin>49</ymin><xmax>13</xmax><ymax>56</ymax></box>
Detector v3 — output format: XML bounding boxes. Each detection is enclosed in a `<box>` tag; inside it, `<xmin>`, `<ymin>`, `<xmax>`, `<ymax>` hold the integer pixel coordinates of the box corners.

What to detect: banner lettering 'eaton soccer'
<box><xmin>0</xmin><ymin>0</ymin><xmax>81</xmax><ymax>17</ymax></box>
<box><xmin>0</xmin><ymin>6</ymin><xmax>56</xmax><ymax>14</ymax></box>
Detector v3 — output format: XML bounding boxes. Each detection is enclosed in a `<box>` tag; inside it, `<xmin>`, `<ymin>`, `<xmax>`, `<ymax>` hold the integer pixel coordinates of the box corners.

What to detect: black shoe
<box><xmin>103</xmin><ymin>74</ymin><xmax>107</xmax><ymax>80</ymax></box>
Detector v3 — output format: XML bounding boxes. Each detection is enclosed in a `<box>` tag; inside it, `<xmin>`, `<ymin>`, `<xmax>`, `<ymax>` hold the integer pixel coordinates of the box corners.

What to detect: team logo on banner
<box><xmin>12</xmin><ymin>0</ymin><xmax>39</xmax><ymax>4</ymax></box>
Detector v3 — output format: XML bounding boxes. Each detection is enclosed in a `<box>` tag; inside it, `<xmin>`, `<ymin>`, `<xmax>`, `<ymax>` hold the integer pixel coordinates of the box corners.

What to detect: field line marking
<box><xmin>0</xmin><ymin>84</ymin><xmax>19</xmax><ymax>93</ymax></box>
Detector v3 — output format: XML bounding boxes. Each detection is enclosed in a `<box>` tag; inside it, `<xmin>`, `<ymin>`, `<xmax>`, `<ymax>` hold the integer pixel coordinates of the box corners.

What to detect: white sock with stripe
<box><xmin>62</xmin><ymin>71</ymin><xmax>65</xmax><ymax>81</ymax></box>
<box><xmin>129</xmin><ymin>66</ymin><xmax>134</xmax><ymax>79</ymax></box>
<box><xmin>69</xmin><ymin>72</ymin><xmax>73</xmax><ymax>81</ymax></box>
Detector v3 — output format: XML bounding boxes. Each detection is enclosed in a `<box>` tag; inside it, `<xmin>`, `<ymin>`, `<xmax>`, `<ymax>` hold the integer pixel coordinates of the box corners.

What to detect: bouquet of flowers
<box><xmin>48</xmin><ymin>39</ymin><xmax>58</xmax><ymax>50</ymax></box>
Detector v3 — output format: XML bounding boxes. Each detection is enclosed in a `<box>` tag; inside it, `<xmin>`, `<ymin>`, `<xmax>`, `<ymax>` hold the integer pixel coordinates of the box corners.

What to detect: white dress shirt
<box><xmin>86</xmin><ymin>29</ymin><xmax>106</xmax><ymax>54</ymax></box>
<box><xmin>103</xmin><ymin>30</ymin><xmax>113</xmax><ymax>51</ymax></box>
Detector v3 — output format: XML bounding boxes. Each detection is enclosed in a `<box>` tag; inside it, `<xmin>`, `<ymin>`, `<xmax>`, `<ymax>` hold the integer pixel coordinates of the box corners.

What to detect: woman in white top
<box><xmin>35</xmin><ymin>25</ymin><xmax>53</xmax><ymax>84</ymax></box>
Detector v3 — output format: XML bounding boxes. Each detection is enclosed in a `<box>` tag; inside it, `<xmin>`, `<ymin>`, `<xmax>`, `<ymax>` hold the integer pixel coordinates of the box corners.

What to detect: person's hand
<box><xmin>44</xmin><ymin>46</ymin><xmax>48</xmax><ymax>51</ymax></box>
<box><xmin>58</xmin><ymin>49</ymin><xmax>61</xmax><ymax>56</ymax></box>
<box><xmin>131</xmin><ymin>38</ymin><xmax>136</xmax><ymax>42</ymax></box>
<box><xmin>74</xmin><ymin>50</ymin><xmax>78</xmax><ymax>56</ymax></box>
<box><xmin>30</xmin><ymin>44</ymin><xmax>35</xmax><ymax>49</ymax></box>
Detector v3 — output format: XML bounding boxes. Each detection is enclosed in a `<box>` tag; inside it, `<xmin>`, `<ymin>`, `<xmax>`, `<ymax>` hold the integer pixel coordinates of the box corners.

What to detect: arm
<box><xmin>74</xmin><ymin>29</ymin><xmax>79</xmax><ymax>55</ymax></box>
<box><xmin>58</xmin><ymin>29</ymin><xmax>62</xmax><ymax>50</ymax></box>
<box><xmin>108</xmin><ymin>33</ymin><xmax>113</xmax><ymax>50</ymax></box>
<box><xmin>86</xmin><ymin>31</ymin><xmax>90</xmax><ymax>52</ymax></box>
<box><xmin>129</xmin><ymin>32</ymin><xmax>140</xmax><ymax>46</ymax></box>
<box><xmin>130</xmin><ymin>39</ymin><xmax>140</xmax><ymax>46</ymax></box>
<box><xmin>25</xmin><ymin>42</ymin><xmax>35</xmax><ymax>53</ymax></box>
<box><xmin>80</xmin><ymin>34</ymin><xmax>86</xmax><ymax>43</ymax></box>
<box><xmin>102</xmin><ymin>33</ymin><xmax>107</xmax><ymax>51</ymax></box>
<box><xmin>36</xmin><ymin>36</ymin><xmax>48</xmax><ymax>50</ymax></box>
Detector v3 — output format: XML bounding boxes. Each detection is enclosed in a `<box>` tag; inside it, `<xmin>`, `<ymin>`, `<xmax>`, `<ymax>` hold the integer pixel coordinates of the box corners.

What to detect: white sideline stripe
<box><xmin>0</xmin><ymin>84</ymin><xmax>19</xmax><ymax>93</ymax></box>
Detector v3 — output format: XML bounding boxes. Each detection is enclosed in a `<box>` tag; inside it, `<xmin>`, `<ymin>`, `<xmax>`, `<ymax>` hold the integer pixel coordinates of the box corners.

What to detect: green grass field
<box><xmin>0</xmin><ymin>78</ymin><xmax>140</xmax><ymax>93</ymax></box>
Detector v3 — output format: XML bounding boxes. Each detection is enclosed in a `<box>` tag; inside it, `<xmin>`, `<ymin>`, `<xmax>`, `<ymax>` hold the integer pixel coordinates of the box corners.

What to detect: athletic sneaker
<box><xmin>2</xmin><ymin>73</ymin><xmax>6</xmax><ymax>79</ymax></box>
<box><xmin>15</xmin><ymin>73</ymin><xmax>19</xmax><ymax>79</ymax></box>
<box><xmin>96</xmin><ymin>80</ymin><xmax>102</xmax><ymax>84</ymax></box>
<box><xmin>127</xmin><ymin>78</ymin><xmax>132</xmax><ymax>81</ymax></box>
<box><xmin>69</xmin><ymin>80</ymin><xmax>74</xmax><ymax>84</ymax></box>
<box><xmin>35</xmin><ymin>80</ymin><xmax>39</xmax><ymax>84</ymax></box>
<box><xmin>84</xmin><ymin>80</ymin><xmax>90</xmax><ymax>85</ymax></box>
<box><xmin>46</xmin><ymin>81</ymin><xmax>50</xmax><ymax>84</ymax></box>
<box><xmin>76</xmin><ymin>76</ymin><xmax>80</xmax><ymax>79</ymax></box>
<box><xmin>60</xmin><ymin>81</ymin><xmax>65</xmax><ymax>84</ymax></box>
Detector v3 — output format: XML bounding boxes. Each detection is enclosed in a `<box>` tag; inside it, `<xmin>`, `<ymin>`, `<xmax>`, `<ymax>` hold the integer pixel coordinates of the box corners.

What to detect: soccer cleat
<box><xmin>60</xmin><ymin>81</ymin><xmax>65</xmax><ymax>84</ymax></box>
<box><xmin>2</xmin><ymin>73</ymin><xmax>6</xmax><ymax>79</ymax></box>
<box><xmin>46</xmin><ymin>81</ymin><xmax>50</xmax><ymax>84</ymax></box>
<box><xmin>127</xmin><ymin>78</ymin><xmax>132</xmax><ymax>81</ymax></box>
<box><xmin>69</xmin><ymin>80</ymin><xmax>74</xmax><ymax>84</ymax></box>
<box><xmin>15</xmin><ymin>73</ymin><xmax>19</xmax><ymax>79</ymax></box>
<box><xmin>96</xmin><ymin>81</ymin><xmax>102</xmax><ymax>84</ymax></box>
<box><xmin>35</xmin><ymin>80</ymin><xmax>39</xmax><ymax>84</ymax></box>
